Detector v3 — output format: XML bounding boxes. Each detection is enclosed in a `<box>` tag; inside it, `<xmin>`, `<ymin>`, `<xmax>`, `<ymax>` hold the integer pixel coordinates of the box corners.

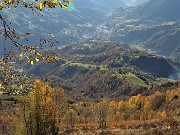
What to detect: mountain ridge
<box><xmin>125</xmin><ymin>0</ymin><xmax>180</xmax><ymax>21</ymax></box>
<box><xmin>89</xmin><ymin>0</ymin><xmax>127</xmax><ymax>10</ymax></box>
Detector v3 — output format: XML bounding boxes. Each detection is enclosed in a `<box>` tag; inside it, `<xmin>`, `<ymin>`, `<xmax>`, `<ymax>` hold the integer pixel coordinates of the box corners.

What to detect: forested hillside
<box><xmin>13</xmin><ymin>38</ymin><xmax>178</xmax><ymax>101</ymax></box>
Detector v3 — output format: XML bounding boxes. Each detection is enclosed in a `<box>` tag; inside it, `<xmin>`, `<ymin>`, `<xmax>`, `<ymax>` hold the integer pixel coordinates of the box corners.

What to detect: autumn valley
<box><xmin>0</xmin><ymin>0</ymin><xmax>180</xmax><ymax>135</ymax></box>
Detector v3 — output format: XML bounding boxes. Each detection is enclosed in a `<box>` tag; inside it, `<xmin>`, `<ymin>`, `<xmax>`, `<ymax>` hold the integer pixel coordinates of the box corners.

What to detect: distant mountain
<box><xmin>89</xmin><ymin>0</ymin><xmax>127</xmax><ymax>10</ymax></box>
<box><xmin>74</xmin><ymin>0</ymin><xmax>99</xmax><ymax>8</ymax></box>
<box><xmin>109</xmin><ymin>22</ymin><xmax>180</xmax><ymax>59</ymax></box>
<box><xmin>107</xmin><ymin>0</ymin><xmax>180</xmax><ymax>21</ymax></box>
<box><xmin>126</xmin><ymin>0</ymin><xmax>180</xmax><ymax>21</ymax></box>
<box><xmin>73</xmin><ymin>0</ymin><xmax>108</xmax><ymax>12</ymax></box>
<box><xmin>106</xmin><ymin>0</ymin><xmax>180</xmax><ymax>60</ymax></box>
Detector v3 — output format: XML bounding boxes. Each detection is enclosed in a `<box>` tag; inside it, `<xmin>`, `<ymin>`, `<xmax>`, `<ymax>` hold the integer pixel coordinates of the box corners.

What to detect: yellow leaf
<box><xmin>37</xmin><ymin>3</ymin><xmax>43</xmax><ymax>11</ymax></box>
<box><xmin>0</xmin><ymin>2</ymin><xmax>4</xmax><ymax>10</ymax></box>
<box><xmin>20</xmin><ymin>84</ymin><xmax>23</xmax><ymax>89</ymax></box>
<box><xmin>54</xmin><ymin>0</ymin><xmax>58</xmax><ymax>4</ymax></box>
<box><xmin>30</xmin><ymin>60</ymin><xmax>34</xmax><ymax>65</ymax></box>
<box><xmin>20</xmin><ymin>54</ymin><xmax>23</xmax><ymax>57</ymax></box>
<box><xmin>35</xmin><ymin>57</ymin><xmax>39</xmax><ymax>62</ymax></box>
<box><xmin>25</xmin><ymin>80</ymin><xmax>29</xmax><ymax>83</ymax></box>
<box><xmin>8</xmin><ymin>0</ymin><xmax>14</xmax><ymax>4</ymax></box>
<box><xmin>40</xmin><ymin>3</ymin><xmax>43</xmax><ymax>10</ymax></box>
<box><xmin>63</xmin><ymin>4</ymin><xmax>68</xmax><ymax>9</ymax></box>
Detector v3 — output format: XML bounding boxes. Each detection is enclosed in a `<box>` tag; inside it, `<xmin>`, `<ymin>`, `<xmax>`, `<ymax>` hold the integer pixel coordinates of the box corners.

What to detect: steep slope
<box><xmin>145</xmin><ymin>28</ymin><xmax>180</xmax><ymax>59</ymax></box>
<box><xmin>130</xmin><ymin>56</ymin><xmax>175</xmax><ymax>77</ymax></box>
<box><xmin>126</xmin><ymin>0</ymin><xmax>180</xmax><ymax>21</ymax></box>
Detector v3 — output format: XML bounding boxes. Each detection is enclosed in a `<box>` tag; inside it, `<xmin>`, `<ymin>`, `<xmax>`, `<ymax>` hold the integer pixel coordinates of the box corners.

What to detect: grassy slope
<box><xmin>125</xmin><ymin>73</ymin><xmax>148</xmax><ymax>87</ymax></box>
<box><xmin>112</xmin><ymin>72</ymin><xmax>148</xmax><ymax>87</ymax></box>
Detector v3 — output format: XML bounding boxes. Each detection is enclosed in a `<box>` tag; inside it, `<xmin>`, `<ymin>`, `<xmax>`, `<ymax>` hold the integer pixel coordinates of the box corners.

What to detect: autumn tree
<box><xmin>114</xmin><ymin>111</ymin><xmax>121</xmax><ymax>122</ymax></box>
<box><xmin>140</xmin><ymin>96</ymin><xmax>153</xmax><ymax>122</ymax></box>
<box><xmin>96</xmin><ymin>99</ymin><xmax>109</xmax><ymax>129</ymax></box>
<box><xmin>63</xmin><ymin>109</ymin><xmax>79</xmax><ymax>129</ymax></box>
<box><xmin>53</xmin><ymin>87</ymin><xmax>68</xmax><ymax>123</ymax></box>
<box><xmin>126</xmin><ymin>96</ymin><xmax>138</xmax><ymax>120</ymax></box>
<box><xmin>151</xmin><ymin>91</ymin><xmax>166</xmax><ymax>111</ymax></box>
<box><xmin>0</xmin><ymin>105</ymin><xmax>14</xmax><ymax>135</ymax></box>
<box><xmin>116</xmin><ymin>101</ymin><xmax>126</xmax><ymax>121</ymax></box>
<box><xmin>117</xmin><ymin>101</ymin><xmax>123</xmax><ymax>111</ymax></box>
<box><xmin>15</xmin><ymin>80</ymin><xmax>68</xmax><ymax>135</ymax></box>
<box><xmin>108</xmin><ymin>100</ymin><xmax>117</xmax><ymax>122</ymax></box>
<box><xmin>75</xmin><ymin>102</ymin><xmax>93</xmax><ymax>127</ymax></box>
